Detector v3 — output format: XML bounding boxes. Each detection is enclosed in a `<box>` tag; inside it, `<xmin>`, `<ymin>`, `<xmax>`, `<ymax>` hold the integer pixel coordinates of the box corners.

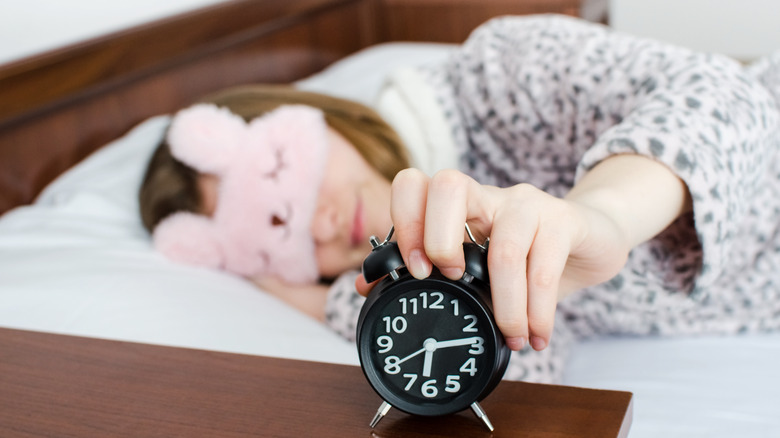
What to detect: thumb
<box><xmin>355</xmin><ymin>274</ymin><xmax>380</xmax><ymax>297</ymax></box>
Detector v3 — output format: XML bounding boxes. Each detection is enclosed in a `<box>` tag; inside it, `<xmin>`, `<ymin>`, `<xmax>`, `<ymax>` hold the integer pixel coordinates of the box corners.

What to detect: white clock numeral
<box><xmin>399</xmin><ymin>297</ymin><xmax>418</xmax><ymax>315</ymax></box>
<box><xmin>421</xmin><ymin>379</ymin><xmax>438</xmax><ymax>398</ymax></box>
<box><xmin>376</xmin><ymin>335</ymin><xmax>393</xmax><ymax>353</ymax></box>
<box><xmin>451</xmin><ymin>299</ymin><xmax>460</xmax><ymax>316</ymax></box>
<box><xmin>403</xmin><ymin>373</ymin><xmax>418</xmax><ymax>391</ymax></box>
<box><xmin>403</xmin><ymin>292</ymin><xmax>445</xmax><ymax>313</ymax></box>
<box><xmin>428</xmin><ymin>292</ymin><xmax>444</xmax><ymax>309</ymax></box>
<box><xmin>384</xmin><ymin>356</ymin><xmax>401</xmax><ymax>374</ymax></box>
<box><xmin>469</xmin><ymin>337</ymin><xmax>485</xmax><ymax>355</ymax></box>
<box><xmin>419</xmin><ymin>292</ymin><xmax>428</xmax><ymax>309</ymax></box>
<box><xmin>382</xmin><ymin>316</ymin><xmax>408</xmax><ymax>333</ymax></box>
<box><xmin>445</xmin><ymin>375</ymin><xmax>461</xmax><ymax>393</ymax></box>
<box><xmin>460</xmin><ymin>358</ymin><xmax>478</xmax><ymax>376</ymax></box>
<box><xmin>462</xmin><ymin>315</ymin><xmax>478</xmax><ymax>332</ymax></box>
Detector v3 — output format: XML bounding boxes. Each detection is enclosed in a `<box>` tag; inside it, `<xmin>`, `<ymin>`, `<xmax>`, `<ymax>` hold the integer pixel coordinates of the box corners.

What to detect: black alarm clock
<box><xmin>356</xmin><ymin>226</ymin><xmax>511</xmax><ymax>432</ymax></box>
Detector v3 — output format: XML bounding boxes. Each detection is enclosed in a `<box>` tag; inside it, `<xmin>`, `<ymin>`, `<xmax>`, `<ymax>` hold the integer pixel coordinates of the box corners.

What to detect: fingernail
<box><xmin>440</xmin><ymin>267</ymin><xmax>464</xmax><ymax>280</ymax></box>
<box><xmin>408</xmin><ymin>249</ymin><xmax>431</xmax><ymax>279</ymax></box>
<box><xmin>506</xmin><ymin>337</ymin><xmax>527</xmax><ymax>351</ymax></box>
<box><xmin>530</xmin><ymin>336</ymin><xmax>547</xmax><ymax>351</ymax></box>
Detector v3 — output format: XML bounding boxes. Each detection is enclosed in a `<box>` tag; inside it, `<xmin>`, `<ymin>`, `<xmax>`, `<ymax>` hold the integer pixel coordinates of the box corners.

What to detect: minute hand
<box><xmin>396</xmin><ymin>347</ymin><xmax>426</xmax><ymax>364</ymax></box>
<box><xmin>435</xmin><ymin>337</ymin><xmax>482</xmax><ymax>349</ymax></box>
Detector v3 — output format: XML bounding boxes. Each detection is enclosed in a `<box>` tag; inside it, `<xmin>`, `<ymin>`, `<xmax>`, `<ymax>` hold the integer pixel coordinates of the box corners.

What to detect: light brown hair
<box><xmin>139</xmin><ymin>85</ymin><xmax>409</xmax><ymax>232</ymax></box>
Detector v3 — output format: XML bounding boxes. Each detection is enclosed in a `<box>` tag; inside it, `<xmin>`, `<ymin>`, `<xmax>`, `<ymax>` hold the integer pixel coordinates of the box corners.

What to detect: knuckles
<box><xmin>487</xmin><ymin>239</ymin><xmax>527</xmax><ymax>267</ymax></box>
<box><xmin>527</xmin><ymin>265</ymin><xmax>559</xmax><ymax>291</ymax></box>
<box><xmin>428</xmin><ymin>168</ymin><xmax>475</xmax><ymax>197</ymax></box>
<box><xmin>392</xmin><ymin>167</ymin><xmax>428</xmax><ymax>187</ymax></box>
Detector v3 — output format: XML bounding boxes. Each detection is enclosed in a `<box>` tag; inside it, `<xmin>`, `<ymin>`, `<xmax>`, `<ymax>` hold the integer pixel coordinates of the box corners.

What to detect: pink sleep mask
<box><xmin>152</xmin><ymin>103</ymin><xmax>330</xmax><ymax>284</ymax></box>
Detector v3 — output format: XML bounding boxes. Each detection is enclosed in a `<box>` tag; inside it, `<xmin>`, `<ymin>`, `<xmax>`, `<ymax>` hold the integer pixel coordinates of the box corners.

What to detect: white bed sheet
<box><xmin>1</xmin><ymin>42</ymin><xmax>778</xmax><ymax>437</ymax></box>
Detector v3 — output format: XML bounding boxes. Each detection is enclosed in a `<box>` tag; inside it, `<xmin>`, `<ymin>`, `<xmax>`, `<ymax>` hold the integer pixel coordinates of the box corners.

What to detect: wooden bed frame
<box><xmin>0</xmin><ymin>0</ymin><xmax>580</xmax><ymax>215</ymax></box>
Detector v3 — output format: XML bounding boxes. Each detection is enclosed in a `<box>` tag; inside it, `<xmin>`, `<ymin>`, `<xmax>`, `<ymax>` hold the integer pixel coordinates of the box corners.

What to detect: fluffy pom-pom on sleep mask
<box><xmin>152</xmin><ymin>103</ymin><xmax>330</xmax><ymax>284</ymax></box>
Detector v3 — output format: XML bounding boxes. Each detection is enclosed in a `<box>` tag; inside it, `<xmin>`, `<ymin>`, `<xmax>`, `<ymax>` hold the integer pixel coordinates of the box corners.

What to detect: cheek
<box><xmin>316</xmin><ymin>159</ymin><xmax>355</xmax><ymax>213</ymax></box>
<box><xmin>320</xmin><ymin>134</ymin><xmax>354</xmax><ymax>194</ymax></box>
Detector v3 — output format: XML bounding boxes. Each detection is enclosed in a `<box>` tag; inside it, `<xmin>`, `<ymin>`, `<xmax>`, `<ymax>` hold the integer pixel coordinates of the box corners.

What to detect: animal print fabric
<box><xmin>325</xmin><ymin>15</ymin><xmax>780</xmax><ymax>383</ymax></box>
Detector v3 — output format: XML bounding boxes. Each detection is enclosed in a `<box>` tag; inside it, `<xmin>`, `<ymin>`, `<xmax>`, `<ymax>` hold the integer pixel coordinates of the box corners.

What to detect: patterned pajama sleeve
<box><xmin>324</xmin><ymin>15</ymin><xmax>780</xmax><ymax>383</ymax></box>
<box><xmin>425</xmin><ymin>15</ymin><xmax>780</xmax><ymax>373</ymax></box>
<box><xmin>324</xmin><ymin>270</ymin><xmax>363</xmax><ymax>342</ymax></box>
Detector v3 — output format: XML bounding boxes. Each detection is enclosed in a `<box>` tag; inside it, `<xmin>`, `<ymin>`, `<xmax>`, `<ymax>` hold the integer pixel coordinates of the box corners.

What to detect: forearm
<box><xmin>564</xmin><ymin>154</ymin><xmax>692</xmax><ymax>249</ymax></box>
<box><xmin>252</xmin><ymin>277</ymin><xmax>328</xmax><ymax>322</ymax></box>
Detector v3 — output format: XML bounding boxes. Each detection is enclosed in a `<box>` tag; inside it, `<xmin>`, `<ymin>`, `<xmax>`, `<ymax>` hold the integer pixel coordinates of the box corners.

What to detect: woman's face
<box><xmin>197</xmin><ymin>126</ymin><xmax>393</xmax><ymax>282</ymax></box>
<box><xmin>312</xmin><ymin>128</ymin><xmax>393</xmax><ymax>279</ymax></box>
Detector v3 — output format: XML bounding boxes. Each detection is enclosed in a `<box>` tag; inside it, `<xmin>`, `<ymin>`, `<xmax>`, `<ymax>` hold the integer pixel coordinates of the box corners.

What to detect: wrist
<box><xmin>565</xmin><ymin>187</ymin><xmax>634</xmax><ymax>248</ymax></box>
<box><xmin>565</xmin><ymin>154</ymin><xmax>692</xmax><ymax>249</ymax></box>
<box><xmin>551</xmin><ymin>194</ymin><xmax>633</xmax><ymax>299</ymax></box>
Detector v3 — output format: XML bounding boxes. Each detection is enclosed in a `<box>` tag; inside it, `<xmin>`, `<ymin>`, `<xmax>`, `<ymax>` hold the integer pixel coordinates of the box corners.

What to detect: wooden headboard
<box><xmin>0</xmin><ymin>0</ymin><xmax>580</xmax><ymax>215</ymax></box>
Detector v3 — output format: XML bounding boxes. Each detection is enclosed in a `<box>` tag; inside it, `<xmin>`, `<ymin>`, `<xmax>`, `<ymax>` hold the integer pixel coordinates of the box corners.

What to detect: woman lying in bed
<box><xmin>139</xmin><ymin>15</ymin><xmax>780</xmax><ymax>383</ymax></box>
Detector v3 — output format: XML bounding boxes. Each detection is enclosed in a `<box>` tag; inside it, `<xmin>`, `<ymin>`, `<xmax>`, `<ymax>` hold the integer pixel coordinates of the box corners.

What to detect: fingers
<box><xmin>390</xmin><ymin>169</ymin><xmax>432</xmax><ymax>279</ymax></box>
<box><xmin>422</xmin><ymin>169</ymin><xmax>475</xmax><ymax>279</ymax></box>
<box><xmin>524</xmin><ymin>219</ymin><xmax>568</xmax><ymax>350</ymax></box>
<box><xmin>487</xmin><ymin>204</ymin><xmax>533</xmax><ymax>351</ymax></box>
<box><xmin>355</xmin><ymin>274</ymin><xmax>379</xmax><ymax>297</ymax></box>
<box><xmin>389</xmin><ymin>169</ymin><xmax>567</xmax><ymax>353</ymax></box>
<box><xmin>485</xmin><ymin>187</ymin><xmax>569</xmax><ymax>352</ymax></box>
<box><xmin>391</xmin><ymin>169</ymin><xmax>484</xmax><ymax>280</ymax></box>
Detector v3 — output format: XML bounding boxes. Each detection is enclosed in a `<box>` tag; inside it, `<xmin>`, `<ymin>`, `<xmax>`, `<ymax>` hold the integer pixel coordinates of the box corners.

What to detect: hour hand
<box><xmin>422</xmin><ymin>349</ymin><xmax>434</xmax><ymax>377</ymax></box>
<box><xmin>421</xmin><ymin>338</ymin><xmax>438</xmax><ymax>377</ymax></box>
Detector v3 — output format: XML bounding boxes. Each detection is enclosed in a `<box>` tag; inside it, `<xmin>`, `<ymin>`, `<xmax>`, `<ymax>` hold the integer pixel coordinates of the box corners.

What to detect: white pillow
<box><xmin>0</xmin><ymin>115</ymin><xmax>356</xmax><ymax>364</ymax></box>
<box><xmin>296</xmin><ymin>42</ymin><xmax>456</xmax><ymax>105</ymax></box>
<box><xmin>0</xmin><ymin>42</ymin><xmax>458</xmax><ymax>364</ymax></box>
<box><xmin>0</xmin><ymin>42</ymin><xmax>457</xmax><ymax>364</ymax></box>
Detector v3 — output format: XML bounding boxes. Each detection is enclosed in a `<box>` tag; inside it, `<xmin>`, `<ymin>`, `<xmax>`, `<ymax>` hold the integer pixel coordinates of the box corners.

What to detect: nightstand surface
<box><xmin>0</xmin><ymin>327</ymin><xmax>632</xmax><ymax>437</ymax></box>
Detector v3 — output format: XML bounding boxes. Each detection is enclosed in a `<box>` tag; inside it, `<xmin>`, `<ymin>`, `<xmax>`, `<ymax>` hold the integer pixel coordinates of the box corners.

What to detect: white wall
<box><xmin>0</xmin><ymin>0</ymin><xmax>229</xmax><ymax>65</ymax></box>
<box><xmin>610</xmin><ymin>0</ymin><xmax>780</xmax><ymax>61</ymax></box>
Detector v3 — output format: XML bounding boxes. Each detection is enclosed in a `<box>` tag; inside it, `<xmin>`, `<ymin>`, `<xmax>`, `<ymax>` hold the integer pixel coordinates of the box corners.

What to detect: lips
<box><xmin>351</xmin><ymin>197</ymin><xmax>364</xmax><ymax>247</ymax></box>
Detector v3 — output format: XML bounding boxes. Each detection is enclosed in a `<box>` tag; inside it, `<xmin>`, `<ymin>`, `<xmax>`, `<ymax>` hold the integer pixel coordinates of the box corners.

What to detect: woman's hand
<box><xmin>356</xmin><ymin>154</ymin><xmax>691</xmax><ymax>352</ymax></box>
<box><xmin>380</xmin><ymin>168</ymin><xmax>631</xmax><ymax>352</ymax></box>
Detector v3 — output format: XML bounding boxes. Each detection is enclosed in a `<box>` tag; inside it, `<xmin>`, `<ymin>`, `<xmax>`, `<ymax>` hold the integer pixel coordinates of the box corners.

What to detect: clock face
<box><xmin>358</xmin><ymin>275</ymin><xmax>504</xmax><ymax>416</ymax></box>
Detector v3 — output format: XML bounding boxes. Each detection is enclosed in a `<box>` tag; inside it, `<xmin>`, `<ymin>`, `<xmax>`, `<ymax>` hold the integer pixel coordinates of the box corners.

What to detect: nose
<box><xmin>311</xmin><ymin>202</ymin><xmax>340</xmax><ymax>243</ymax></box>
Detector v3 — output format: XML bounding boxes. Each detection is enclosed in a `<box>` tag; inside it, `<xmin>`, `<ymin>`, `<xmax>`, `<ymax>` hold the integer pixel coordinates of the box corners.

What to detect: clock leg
<box><xmin>370</xmin><ymin>401</ymin><xmax>392</xmax><ymax>428</ymax></box>
<box><xmin>470</xmin><ymin>401</ymin><xmax>495</xmax><ymax>432</ymax></box>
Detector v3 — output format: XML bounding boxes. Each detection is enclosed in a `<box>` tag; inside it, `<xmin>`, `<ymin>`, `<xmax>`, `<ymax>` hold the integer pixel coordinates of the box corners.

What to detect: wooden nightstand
<box><xmin>0</xmin><ymin>329</ymin><xmax>632</xmax><ymax>438</ymax></box>
<box><xmin>0</xmin><ymin>327</ymin><xmax>631</xmax><ymax>437</ymax></box>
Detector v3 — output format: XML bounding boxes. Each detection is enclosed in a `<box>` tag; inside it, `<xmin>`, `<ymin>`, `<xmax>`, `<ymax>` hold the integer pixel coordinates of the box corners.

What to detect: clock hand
<box><xmin>394</xmin><ymin>338</ymin><xmax>440</xmax><ymax>375</ymax></box>
<box><xmin>422</xmin><ymin>338</ymin><xmax>437</xmax><ymax>377</ymax></box>
<box><xmin>420</xmin><ymin>337</ymin><xmax>480</xmax><ymax>377</ymax></box>
<box><xmin>395</xmin><ymin>347</ymin><xmax>426</xmax><ymax>365</ymax></box>
<box><xmin>434</xmin><ymin>336</ymin><xmax>482</xmax><ymax>349</ymax></box>
<box><xmin>422</xmin><ymin>349</ymin><xmax>434</xmax><ymax>377</ymax></box>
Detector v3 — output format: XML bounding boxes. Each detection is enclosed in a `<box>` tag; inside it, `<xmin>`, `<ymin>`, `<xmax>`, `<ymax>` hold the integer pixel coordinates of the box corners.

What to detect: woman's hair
<box><xmin>139</xmin><ymin>85</ymin><xmax>409</xmax><ymax>232</ymax></box>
